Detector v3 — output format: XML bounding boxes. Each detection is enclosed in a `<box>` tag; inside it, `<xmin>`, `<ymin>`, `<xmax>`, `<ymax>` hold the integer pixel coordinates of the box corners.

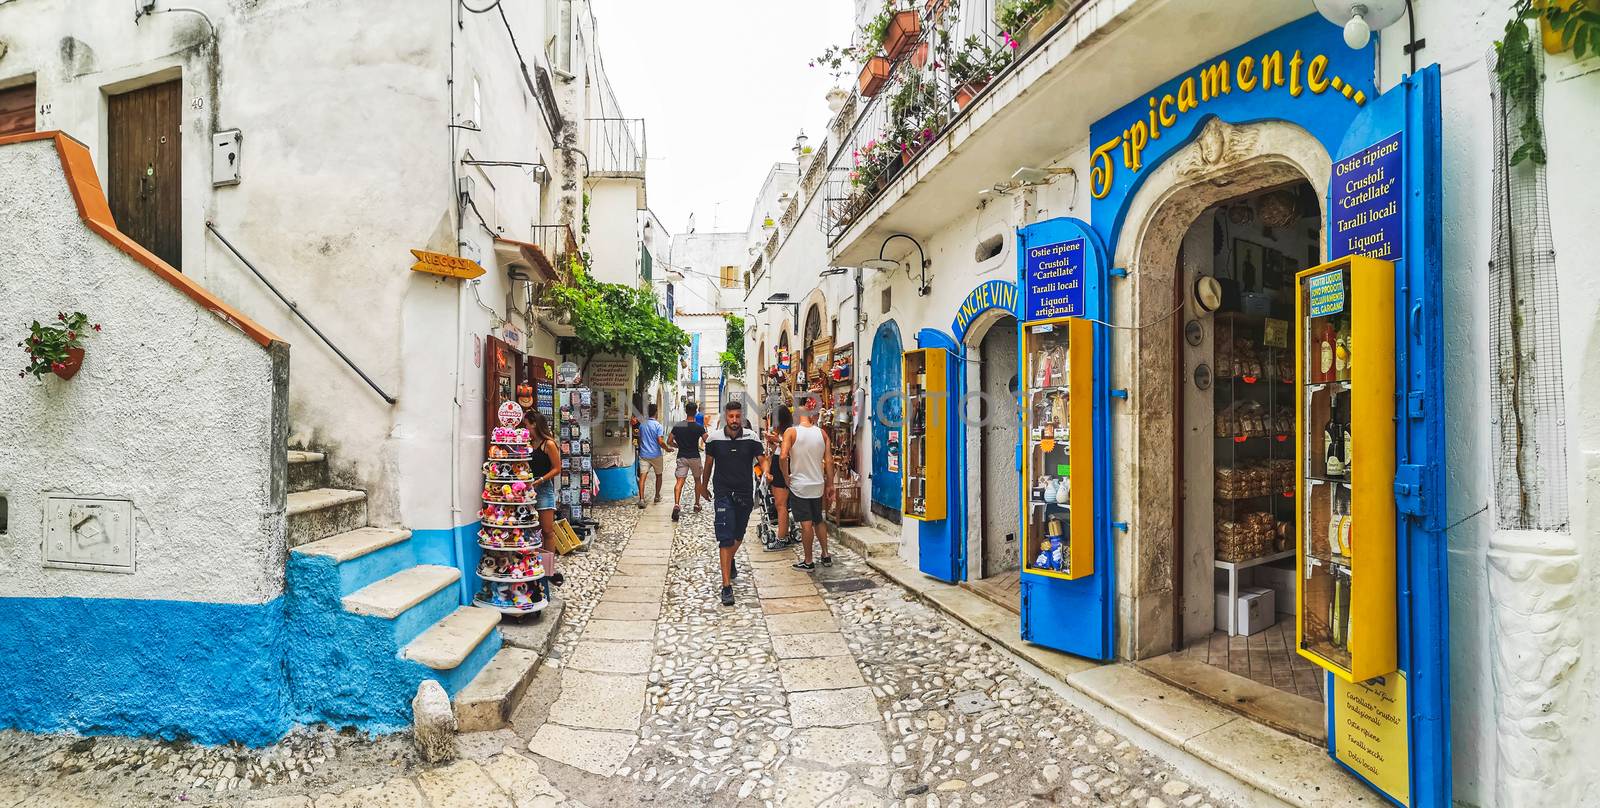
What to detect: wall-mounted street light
<box><xmin>862</xmin><ymin>234</ymin><xmax>930</xmax><ymax>297</ymax></box>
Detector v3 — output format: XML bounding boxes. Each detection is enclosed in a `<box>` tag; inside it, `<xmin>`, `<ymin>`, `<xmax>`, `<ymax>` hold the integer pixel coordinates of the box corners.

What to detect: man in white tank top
<box><xmin>781</xmin><ymin>398</ymin><xmax>833</xmax><ymax>570</ymax></box>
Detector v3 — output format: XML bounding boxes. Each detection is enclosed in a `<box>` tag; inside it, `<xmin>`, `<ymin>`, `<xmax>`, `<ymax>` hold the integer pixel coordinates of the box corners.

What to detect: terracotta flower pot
<box><xmin>858</xmin><ymin>56</ymin><xmax>892</xmax><ymax>97</ymax></box>
<box><xmin>1017</xmin><ymin>0</ymin><xmax>1070</xmax><ymax>53</ymax></box>
<box><xmin>53</xmin><ymin>346</ymin><xmax>85</xmax><ymax>381</ymax></box>
<box><xmin>956</xmin><ymin>79</ymin><xmax>989</xmax><ymax>110</ymax></box>
<box><xmin>883</xmin><ymin>10</ymin><xmax>923</xmax><ymax>61</ymax></box>
<box><xmin>911</xmin><ymin>40</ymin><xmax>931</xmax><ymax>69</ymax></box>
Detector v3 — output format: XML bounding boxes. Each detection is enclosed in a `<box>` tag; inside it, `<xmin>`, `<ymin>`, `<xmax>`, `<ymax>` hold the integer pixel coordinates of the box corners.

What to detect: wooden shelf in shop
<box><xmin>1213</xmin><ymin>548</ymin><xmax>1293</xmax><ymax>572</ymax></box>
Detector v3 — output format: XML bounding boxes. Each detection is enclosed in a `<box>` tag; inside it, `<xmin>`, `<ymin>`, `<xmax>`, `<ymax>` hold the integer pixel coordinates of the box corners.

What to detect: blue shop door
<box><xmin>1016</xmin><ymin>218</ymin><xmax>1115</xmax><ymax>661</ymax></box>
<box><xmin>1325</xmin><ymin>66</ymin><xmax>1447</xmax><ymax>808</ymax></box>
<box><xmin>914</xmin><ymin>329</ymin><xmax>964</xmax><ymax>583</ymax></box>
<box><xmin>870</xmin><ymin>322</ymin><xmax>903</xmax><ymax>513</ymax></box>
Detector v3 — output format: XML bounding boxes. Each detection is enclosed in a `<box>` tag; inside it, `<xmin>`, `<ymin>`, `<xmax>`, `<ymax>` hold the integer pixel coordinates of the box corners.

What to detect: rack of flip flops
<box><xmin>556</xmin><ymin>387</ymin><xmax>599</xmax><ymax>546</ymax></box>
<box><xmin>475</xmin><ymin>425</ymin><xmax>550</xmax><ymax>615</ymax></box>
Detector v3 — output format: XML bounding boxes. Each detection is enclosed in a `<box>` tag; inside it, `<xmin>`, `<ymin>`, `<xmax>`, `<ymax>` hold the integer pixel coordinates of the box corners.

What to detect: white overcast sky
<box><xmin>587</xmin><ymin>0</ymin><xmax>857</xmax><ymax>236</ymax></box>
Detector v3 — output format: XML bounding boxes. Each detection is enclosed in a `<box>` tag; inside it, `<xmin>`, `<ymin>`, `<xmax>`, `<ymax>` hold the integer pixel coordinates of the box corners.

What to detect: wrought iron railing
<box><xmin>820</xmin><ymin>0</ymin><xmax>1086</xmax><ymax>243</ymax></box>
<box><xmin>586</xmin><ymin>117</ymin><xmax>646</xmax><ymax>176</ymax></box>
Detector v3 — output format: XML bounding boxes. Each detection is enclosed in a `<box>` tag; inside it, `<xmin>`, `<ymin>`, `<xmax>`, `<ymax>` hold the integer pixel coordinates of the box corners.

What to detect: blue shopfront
<box><xmin>906</xmin><ymin>14</ymin><xmax>1450</xmax><ymax>807</ymax></box>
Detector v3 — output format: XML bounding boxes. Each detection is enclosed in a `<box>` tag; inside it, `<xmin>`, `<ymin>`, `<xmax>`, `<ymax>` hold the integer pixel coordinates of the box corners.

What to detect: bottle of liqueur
<box><xmin>1317</xmin><ymin>322</ymin><xmax>1337</xmax><ymax>383</ymax></box>
<box><xmin>1334</xmin><ymin>318</ymin><xmax>1351</xmax><ymax>382</ymax></box>
<box><xmin>1324</xmin><ymin>397</ymin><xmax>1346</xmax><ymax>477</ymax></box>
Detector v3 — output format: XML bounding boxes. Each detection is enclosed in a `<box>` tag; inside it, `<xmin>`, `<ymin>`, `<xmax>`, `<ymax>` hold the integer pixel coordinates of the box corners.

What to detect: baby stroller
<box><xmin>756</xmin><ymin>465</ymin><xmax>782</xmax><ymax>551</ymax></box>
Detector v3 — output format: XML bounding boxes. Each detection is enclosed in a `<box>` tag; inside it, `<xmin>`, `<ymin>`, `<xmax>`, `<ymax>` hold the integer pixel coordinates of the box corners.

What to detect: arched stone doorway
<box><xmin>1111</xmin><ymin>117</ymin><xmax>1332</xmax><ymax>663</ymax></box>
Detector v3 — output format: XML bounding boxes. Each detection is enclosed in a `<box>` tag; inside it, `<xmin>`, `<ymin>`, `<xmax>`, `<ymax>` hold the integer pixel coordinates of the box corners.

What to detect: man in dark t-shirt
<box><xmin>667</xmin><ymin>401</ymin><xmax>709</xmax><ymax>522</ymax></box>
<box><xmin>699</xmin><ymin>399</ymin><xmax>766</xmax><ymax>606</ymax></box>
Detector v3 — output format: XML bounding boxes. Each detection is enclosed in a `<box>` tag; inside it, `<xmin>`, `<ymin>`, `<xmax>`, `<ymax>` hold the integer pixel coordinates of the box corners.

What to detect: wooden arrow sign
<box><xmin>410</xmin><ymin>249</ymin><xmax>485</xmax><ymax>280</ymax></box>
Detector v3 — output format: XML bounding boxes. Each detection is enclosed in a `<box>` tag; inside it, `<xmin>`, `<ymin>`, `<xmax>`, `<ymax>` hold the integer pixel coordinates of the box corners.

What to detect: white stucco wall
<box><xmin>0</xmin><ymin>138</ymin><xmax>285</xmax><ymax>604</ymax></box>
<box><xmin>0</xmin><ymin>0</ymin><xmax>640</xmax><ymax>542</ymax></box>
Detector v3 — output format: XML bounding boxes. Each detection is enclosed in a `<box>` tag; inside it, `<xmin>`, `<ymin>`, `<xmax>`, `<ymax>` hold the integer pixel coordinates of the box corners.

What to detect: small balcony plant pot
<box><xmin>1018</xmin><ymin>0</ymin><xmax>1070</xmax><ymax>53</ymax></box>
<box><xmin>883</xmin><ymin>10</ymin><xmax>923</xmax><ymax>61</ymax></box>
<box><xmin>53</xmin><ymin>347</ymin><xmax>86</xmax><ymax>381</ymax></box>
<box><xmin>956</xmin><ymin>79</ymin><xmax>989</xmax><ymax>110</ymax></box>
<box><xmin>858</xmin><ymin>56</ymin><xmax>893</xmax><ymax>97</ymax></box>
<box><xmin>911</xmin><ymin>40</ymin><xmax>931</xmax><ymax>69</ymax></box>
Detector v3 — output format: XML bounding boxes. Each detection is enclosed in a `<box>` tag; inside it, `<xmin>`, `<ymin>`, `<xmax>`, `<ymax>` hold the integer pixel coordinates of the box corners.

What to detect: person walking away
<box><xmin>667</xmin><ymin>401</ymin><xmax>708</xmax><ymax>521</ymax></box>
<box><xmin>637</xmin><ymin>404</ymin><xmax>668</xmax><ymax>508</ymax></box>
<box><xmin>765</xmin><ymin>406</ymin><xmax>795</xmax><ymax>547</ymax></box>
<box><xmin>523</xmin><ymin>411</ymin><xmax>563</xmax><ymax>549</ymax></box>
<box><xmin>782</xmin><ymin>398</ymin><xmax>833</xmax><ymax>570</ymax></box>
<box><xmin>699</xmin><ymin>399</ymin><xmax>766</xmax><ymax>606</ymax></box>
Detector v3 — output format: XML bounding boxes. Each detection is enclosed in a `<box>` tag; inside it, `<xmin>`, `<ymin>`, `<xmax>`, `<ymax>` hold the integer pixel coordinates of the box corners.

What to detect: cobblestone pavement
<box><xmin>0</xmin><ymin>494</ymin><xmax>1240</xmax><ymax>808</ymax></box>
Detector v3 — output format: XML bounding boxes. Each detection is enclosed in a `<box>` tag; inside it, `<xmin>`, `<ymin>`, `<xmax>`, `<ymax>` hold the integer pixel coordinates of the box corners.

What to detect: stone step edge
<box><xmin>858</xmin><ymin>554</ymin><xmax>1379</xmax><ymax>808</ymax></box>
<box><xmin>287</xmin><ymin>488</ymin><xmax>367</xmax><ymax>516</ymax></box>
<box><xmin>403</xmin><ymin>607</ymin><xmax>501</xmax><ymax>670</ymax></box>
<box><xmin>834</xmin><ymin>524</ymin><xmax>900</xmax><ymax>558</ymax></box>
<box><xmin>453</xmin><ymin>646</ymin><xmax>542</xmax><ymax>733</ymax></box>
<box><xmin>293</xmin><ymin>527</ymin><xmax>412</xmax><ymax>564</ymax></box>
<box><xmin>342</xmin><ymin>565</ymin><xmax>460</xmax><ymax>619</ymax></box>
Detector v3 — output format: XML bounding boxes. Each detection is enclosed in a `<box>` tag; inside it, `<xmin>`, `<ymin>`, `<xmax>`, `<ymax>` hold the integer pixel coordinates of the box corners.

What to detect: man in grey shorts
<box><xmin>780</xmin><ymin>398</ymin><xmax>833</xmax><ymax>570</ymax></box>
<box><xmin>667</xmin><ymin>401</ymin><xmax>708</xmax><ymax>522</ymax></box>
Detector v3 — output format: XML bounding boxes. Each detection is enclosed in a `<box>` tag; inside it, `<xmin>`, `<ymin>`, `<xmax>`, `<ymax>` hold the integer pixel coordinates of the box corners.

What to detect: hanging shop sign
<box><xmin>556</xmin><ymin>361</ymin><xmax>580</xmax><ymax>385</ymax></box>
<box><xmin>409</xmin><ymin>249</ymin><xmax>486</xmax><ymax>280</ymax></box>
<box><xmin>951</xmin><ymin>280</ymin><xmax>1019</xmax><ymax>342</ymax></box>
<box><xmin>1023</xmin><ymin>240</ymin><xmax>1086</xmax><ymax>321</ymax></box>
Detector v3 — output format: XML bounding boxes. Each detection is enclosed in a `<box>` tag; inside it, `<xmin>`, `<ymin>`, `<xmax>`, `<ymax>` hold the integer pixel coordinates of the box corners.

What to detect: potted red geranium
<box><xmin>19</xmin><ymin>311</ymin><xmax>100</xmax><ymax>381</ymax></box>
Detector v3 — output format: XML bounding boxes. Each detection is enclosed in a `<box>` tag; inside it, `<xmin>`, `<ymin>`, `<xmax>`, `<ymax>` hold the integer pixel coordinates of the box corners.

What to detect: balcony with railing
<box><xmin>819</xmin><ymin>0</ymin><xmax>1087</xmax><ymax>245</ymax></box>
<box><xmin>531</xmin><ymin>223</ymin><xmax>581</xmax><ymax>281</ymax></box>
<box><xmin>586</xmin><ymin>117</ymin><xmax>647</xmax><ymax>178</ymax></box>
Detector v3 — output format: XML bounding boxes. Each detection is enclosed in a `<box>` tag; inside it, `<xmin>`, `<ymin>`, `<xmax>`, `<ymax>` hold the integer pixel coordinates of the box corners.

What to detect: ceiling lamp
<box><xmin>1314</xmin><ymin>1</ymin><xmax>1406</xmax><ymax>49</ymax></box>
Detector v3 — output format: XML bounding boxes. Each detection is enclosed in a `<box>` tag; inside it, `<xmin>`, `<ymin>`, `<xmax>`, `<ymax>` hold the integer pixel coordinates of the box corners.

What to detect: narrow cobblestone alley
<box><xmin>0</xmin><ymin>497</ymin><xmax>1241</xmax><ymax>808</ymax></box>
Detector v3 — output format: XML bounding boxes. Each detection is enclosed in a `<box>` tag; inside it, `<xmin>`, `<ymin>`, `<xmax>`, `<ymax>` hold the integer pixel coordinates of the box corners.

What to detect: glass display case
<box><xmin>902</xmin><ymin>348</ymin><xmax>948</xmax><ymax>521</ymax></box>
<box><xmin>1294</xmin><ymin>256</ymin><xmax>1397</xmax><ymax>682</ymax></box>
<box><xmin>1021</xmin><ymin>318</ymin><xmax>1094</xmax><ymax>580</ymax></box>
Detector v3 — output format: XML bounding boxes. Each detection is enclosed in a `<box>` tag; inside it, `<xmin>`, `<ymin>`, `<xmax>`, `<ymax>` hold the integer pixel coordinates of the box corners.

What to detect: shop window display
<box><xmin>1020</xmin><ymin>318</ymin><xmax>1093</xmax><ymax>580</ymax></box>
<box><xmin>901</xmin><ymin>348</ymin><xmax>948</xmax><ymax>521</ymax></box>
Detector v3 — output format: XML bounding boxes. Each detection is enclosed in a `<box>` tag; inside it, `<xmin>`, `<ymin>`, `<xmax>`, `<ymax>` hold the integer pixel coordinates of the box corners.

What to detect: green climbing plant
<box><xmin>544</xmin><ymin>263</ymin><xmax>690</xmax><ymax>389</ymax></box>
<box><xmin>718</xmin><ymin>314</ymin><xmax>746</xmax><ymax>379</ymax></box>
<box><xmin>1495</xmin><ymin>0</ymin><xmax>1599</xmax><ymax>165</ymax></box>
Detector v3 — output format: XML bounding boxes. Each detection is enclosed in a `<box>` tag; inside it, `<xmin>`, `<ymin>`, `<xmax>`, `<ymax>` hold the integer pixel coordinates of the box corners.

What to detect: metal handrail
<box><xmin>206</xmin><ymin>221</ymin><xmax>398</xmax><ymax>405</ymax></box>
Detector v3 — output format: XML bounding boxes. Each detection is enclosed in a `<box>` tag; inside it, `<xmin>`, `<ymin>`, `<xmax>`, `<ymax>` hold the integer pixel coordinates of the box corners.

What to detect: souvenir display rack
<box><xmin>476</xmin><ymin>420</ymin><xmax>549</xmax><ymax>616</ymax></box>
<box><xmin>1294</xmin><ymin>256</ymin><xmax>1397</xmax><ymax>682</ymax></box>
<box><xmin>901</xmin><ymin>348</ymin><xmax>948</xmax><ymax>521</ymax></box>
<box><xmin>556</xmin><ymin>386</ymin><xmax>597</xmax><ymax>545</ymax></box>
<box><xmin>822</xmin><ymin>343</ymin><xmax>862</xmax><ymax>526</ymax></box>
<box><xmin>1020</xmin><ymin>318</ymin><xmax>1094</xmax><ymax>580</ymax></box>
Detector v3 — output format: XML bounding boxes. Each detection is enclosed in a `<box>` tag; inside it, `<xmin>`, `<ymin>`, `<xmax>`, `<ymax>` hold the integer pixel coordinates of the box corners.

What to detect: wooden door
<box><xmin>108</xmin><ymin>80</ymin><xmax>182</xmax><ymax>269</ymax></box>
<box><xmin>0</xmin><ymin>83</ymin><xmax>36</xmax><ymax>136</ymax></box>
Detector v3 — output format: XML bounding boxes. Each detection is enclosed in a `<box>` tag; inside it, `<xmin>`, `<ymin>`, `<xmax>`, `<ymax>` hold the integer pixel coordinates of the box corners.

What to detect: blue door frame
<box><xmin>914</xmin><ymin>328</ymin><xmax>963</xmax><ymax>583</ymax></box>
<box><xmin>870</xmin><ymin>321</ymin><xmax>903</xmax><ymax>513</ymax></box>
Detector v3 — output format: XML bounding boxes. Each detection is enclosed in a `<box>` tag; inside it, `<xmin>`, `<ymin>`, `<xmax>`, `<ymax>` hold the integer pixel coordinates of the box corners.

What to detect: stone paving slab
<box><xmin>480</xmin><ymin>748</ymin><xmax>566</xmax><ymax>804</ymax></box>
<box><xmin>613</xmin><ymin>562</ymin><xmax>669</xmax><ymax>576</ymax></box>
<box><xmin>589</xmin><ymin>601</ymin><xmax>660</xmax><ymax>621</ymax></box>
<box><xmin>527</xmin><ymin>724</ymin><xmax>638</xmax><ymax>777</ymax></box>
<box><xmin>755</xmin><ymin>569</ymin><xmax>815</xmax><ymax>588</ymax></box>
<box><xmin>245</xmin><ymin>797</ymin><xmax>313</xmax><ymax>808</ymax></box>
<box><xmin>311</xmin><ymin>779</ymin><xmax>427</xmax><ymax>808</ymax></box>
<box><xmin>771</xmin><ymin>631</ymin><xmax>852</xmax><ymax>659</ymax></box>
<box><xmin>583</xmin><ymin>619</ymin><xmax>657</xmax><ymax>640</ymax></box>
<box><xmin>778</xmin><ymin>656</ymin><xmax>868</xmax><ymax>692</ymax></box>
<box><xmin>773</xmin><ymin>768</ymin><xmax>851</xmax><ymax>808</ymax></box>
<box><xmin>568</xmin><ymin>639</ymin><xmax>654</xmax><ymax>674</ymax></box>
<box><xmin>415</xmin><ymin>759</ymin><xmax>513</xmax><ymax>808</ymax></box>
<box><xmin>598</xmin><ymin>586</ymin><xmax>664</xmax><ymax>604</ymax></box>
<box><xmin>765</xmin><ymin>610</ymin><xmax>840</xmax><ymax>636</ymax></box>
<box><xmin>547</xmin><ymin>670</ymin><xmax>646</xmax><ymax>731</ymax></box>
<box><xmin>607</xmin><ymin>574</ymin><xmax>666</xmax><ymax>588</ymax></box>
<box><xmin>758</xmin><ymin>583</ymin><xmax>821</xmax><ymax>600</ymax></box>
<box><xmin>789</xmin><ymin>725</ymin><xmax>890</xmax><ymax>767</ymax></box>
<box><xmin>761</xmin><ymin>594</ymin><xmax>829</xmax><ymax>614</ymax></box>
<box><xmin>788</xmin><ymin>686</ymin><xmax>880</xmax><ymax>728</ymax></box>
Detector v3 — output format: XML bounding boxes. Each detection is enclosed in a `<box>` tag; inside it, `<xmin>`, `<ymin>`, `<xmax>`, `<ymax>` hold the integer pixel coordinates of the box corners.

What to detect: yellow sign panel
<box><xmin>410</xmin><ymin>249</ymin><xmax>485</xmax><ymax>280</ymax></box>
<box><xmin>1333</xmin><ymin>672</ymin><xmax>1410</xmax><ymax>806</ymax></box>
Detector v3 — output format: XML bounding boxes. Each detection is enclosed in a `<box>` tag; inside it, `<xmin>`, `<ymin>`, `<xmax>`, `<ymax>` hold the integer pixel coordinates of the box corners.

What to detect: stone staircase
<box><xmin>284</xmin><ymin>449</ymin><xmax>539</xmax><ymax>733</ymax></box>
